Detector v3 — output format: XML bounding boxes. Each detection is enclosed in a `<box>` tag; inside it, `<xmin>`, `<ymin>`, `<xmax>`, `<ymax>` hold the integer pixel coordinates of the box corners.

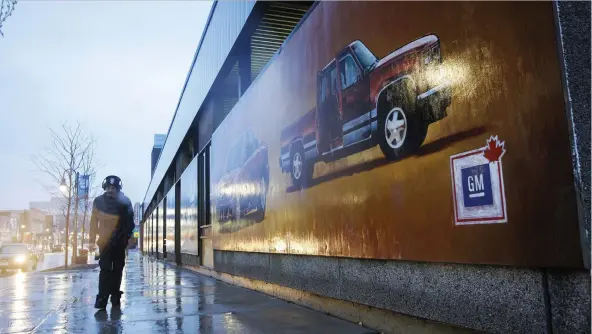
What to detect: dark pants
<box><xmin>98</xmin><ymin>245</ymin><xmax>126</xmax><ymax>298</ymax></box>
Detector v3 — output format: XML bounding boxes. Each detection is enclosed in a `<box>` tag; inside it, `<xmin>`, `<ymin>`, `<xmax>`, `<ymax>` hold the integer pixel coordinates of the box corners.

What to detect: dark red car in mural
<box><xmin>216</xmin><ymin>131</ymin><xmax>269</xmax><ymax>222</ymax></box>
<box><xmin>280</xmin><ymin>34</ymin><xmax>452</xmax><ymax>188</ymax></box>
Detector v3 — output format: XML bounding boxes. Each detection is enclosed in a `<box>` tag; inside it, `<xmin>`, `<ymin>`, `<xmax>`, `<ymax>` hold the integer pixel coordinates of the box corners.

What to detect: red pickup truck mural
<box><xmin>279</xmin><ymin>34</ymin><xmax>452</xmax><ymax>188</ymax></box>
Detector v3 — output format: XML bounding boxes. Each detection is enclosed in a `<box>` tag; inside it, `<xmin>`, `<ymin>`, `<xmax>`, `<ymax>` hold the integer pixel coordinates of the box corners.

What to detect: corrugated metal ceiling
<box><xmin>251</xmin><ymin>2</ymin><xmax>312</xmax><ymax>81</ymax></box>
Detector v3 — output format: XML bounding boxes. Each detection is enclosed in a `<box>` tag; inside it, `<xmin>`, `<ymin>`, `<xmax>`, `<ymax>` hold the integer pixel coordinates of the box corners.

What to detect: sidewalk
<box><xmin>0</xmin><ymin>251</ymin><xmax>374</xmax><ymax>333</ymax></box>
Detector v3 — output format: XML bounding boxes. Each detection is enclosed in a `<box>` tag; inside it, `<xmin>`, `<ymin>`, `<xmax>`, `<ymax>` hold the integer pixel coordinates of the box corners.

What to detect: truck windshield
<box><xmin>351</xmin><ymin>41</ymin><xmax>377</xmax><ymax>71</ymax></box>
<box><xmin>225</xmin><ymin>142</ymin><xmax>243</xmax><ymax>172</ymax></box>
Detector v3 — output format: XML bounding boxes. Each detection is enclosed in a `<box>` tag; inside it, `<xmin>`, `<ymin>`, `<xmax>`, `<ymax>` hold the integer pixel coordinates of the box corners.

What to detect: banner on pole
<box><xmin>78</xmin><ymin>175</ymin><xmax>90</xmax><ymax>199</ymax></box>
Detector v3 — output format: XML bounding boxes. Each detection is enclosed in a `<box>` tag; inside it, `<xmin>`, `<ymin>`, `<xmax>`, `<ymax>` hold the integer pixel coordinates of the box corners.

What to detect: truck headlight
<box><xmin>14</xmin><ymin>255</ymin><xmax>26</xmax><ymax>263</ymax></box>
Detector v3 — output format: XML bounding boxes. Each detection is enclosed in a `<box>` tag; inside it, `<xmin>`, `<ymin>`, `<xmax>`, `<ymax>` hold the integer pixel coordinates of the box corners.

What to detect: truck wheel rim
<box><xmin>293</xmin><ymin>153</ymin><xmax>302</xmax><ymax>180</ymax></box>
<box><xmin>385</xmin><ymin>107</ymin><xmax>407</xmax><ymax>149</ymax></box>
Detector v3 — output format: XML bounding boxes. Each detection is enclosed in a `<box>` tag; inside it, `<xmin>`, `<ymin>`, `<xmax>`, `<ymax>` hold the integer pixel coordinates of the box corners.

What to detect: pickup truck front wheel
<box><xmin>378</xmin><ymin>90</ymin><xmax>427</xmax><ymax>160</ymax></box>
<box><xmin>290</xmin><ymin>144</ymin><xmax>313</xmax><ymax>189</ymax></box>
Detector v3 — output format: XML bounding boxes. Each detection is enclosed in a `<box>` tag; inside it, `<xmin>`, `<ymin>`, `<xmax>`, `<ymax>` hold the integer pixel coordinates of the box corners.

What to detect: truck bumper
<box><xmin>417</xmin><ymin>81</ymin><xmax>452</xmax><ymax>123</ymax></box>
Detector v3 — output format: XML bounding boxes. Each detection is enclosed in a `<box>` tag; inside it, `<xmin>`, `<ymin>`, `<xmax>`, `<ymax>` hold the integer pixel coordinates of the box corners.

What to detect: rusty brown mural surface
<box><xmin>209</xmin><ymin>2</ymin><xmax>583</xmax><ymax>268</ymax></box>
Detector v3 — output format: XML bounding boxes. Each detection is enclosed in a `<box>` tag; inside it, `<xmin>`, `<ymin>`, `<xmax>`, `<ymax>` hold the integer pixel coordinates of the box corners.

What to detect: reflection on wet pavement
<box><xmin>0</xmin><ymin>251</ymin><xmax>373</xmax><ymax>333</ymax></box>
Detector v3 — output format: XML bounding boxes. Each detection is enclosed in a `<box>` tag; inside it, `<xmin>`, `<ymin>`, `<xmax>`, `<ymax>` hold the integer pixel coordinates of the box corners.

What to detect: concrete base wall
<box><xmin>548</xmin><ymin>269</ymin><xmax>591</xmax><ymax>333</ymax></box>
<box><xmin>184</xmin><ymin>260</ymin><xmax>473</xmax><ymax>334</ymax></box>
<box><xmin>180</xmin><ymin>253</ymin><xmax>199</xmax><ymax>266</ymax></box>
<box><xmin>166</xmin><ymin>252</ymin><xmax>175</xmax><ymax>262</ymax></box>
<box><xmin>212</xmin><ymin>250</ymin><xmax>590</xmax><ymax>333</ymax></box>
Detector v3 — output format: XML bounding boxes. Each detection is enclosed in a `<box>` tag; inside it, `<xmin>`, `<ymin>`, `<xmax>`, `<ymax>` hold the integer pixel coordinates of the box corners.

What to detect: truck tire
<box><xmin>378</xmin><ymin>84</ymin><xmax>427</xmax><ymax>160</ymax></box>
<box><xmin>290</xmin><ymin>144</ymin><xmax>313</xmax><ymax>189</ymax></box>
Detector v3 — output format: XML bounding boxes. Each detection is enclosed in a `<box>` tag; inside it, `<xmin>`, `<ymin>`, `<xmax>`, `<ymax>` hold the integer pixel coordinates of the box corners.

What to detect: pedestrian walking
<box><xmin>89</xmin><ymin>175</ymin><xmax>135</xmax><ymax>309</ymax></box>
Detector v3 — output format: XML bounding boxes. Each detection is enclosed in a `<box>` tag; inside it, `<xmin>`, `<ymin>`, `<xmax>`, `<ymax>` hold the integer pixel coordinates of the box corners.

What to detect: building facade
<box><xmin>140</xmin><ymin>2</ymin><xmax>591</xmax><ymax>333</ymax></box>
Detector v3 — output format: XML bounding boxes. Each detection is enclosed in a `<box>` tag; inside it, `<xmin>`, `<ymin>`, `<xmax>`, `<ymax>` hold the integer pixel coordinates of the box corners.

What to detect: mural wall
<box><xmin>166</xmin><ymin>189</ymin><xmax>176</xmax><ymax>257</ymax></box>
<box><xmin>180</xmin><ymin>157</ymin><xmax>199</xmax><ymax>255</ymax></box>
<box><xmin>209</xmin><ymin>2</ymin><xmax>583</xmax><ymax>268</ymax></box>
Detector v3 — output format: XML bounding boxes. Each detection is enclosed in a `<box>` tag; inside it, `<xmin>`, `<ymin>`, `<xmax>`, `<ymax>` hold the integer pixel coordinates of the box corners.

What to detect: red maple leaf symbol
<box><xmin>483</xmin><ymin>135</ymin><xmax>506</xmax><ymax>162</ymax></box>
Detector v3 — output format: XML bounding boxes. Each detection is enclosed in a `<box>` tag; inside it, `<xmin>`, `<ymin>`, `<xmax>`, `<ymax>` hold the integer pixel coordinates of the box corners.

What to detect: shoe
<box><xmin>111</xmin><ymin>291</ymin><xmax>123</xmax><ymax>307</ymax></box>
<box><xmin>94</xmin><ymin>295</ymin><xmax>108</xmax><ymax>309</ymax></box>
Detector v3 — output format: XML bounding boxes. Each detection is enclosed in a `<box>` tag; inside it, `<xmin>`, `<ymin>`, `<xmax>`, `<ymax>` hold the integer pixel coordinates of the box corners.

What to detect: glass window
<box><xmin>339</xmin><ymin>55</ymin><xmax>361</xmax><ymax>90</ymax></box>
<box><xmin>244</xmin><ymin>133</ymin><xmax>258</xmax><ymax>159</ymax></box>
<box><xmin>320</xmin><ymin>64</ymin><xmax>338</xmax><ymax>103</ymax></box>
<box><xmin>330</xmin><ymin>67</ymin><xmax>338</xmax><ymax>93</ymax></box>
<box><xmin>320</xmin><ymin>74</ymin><xmax>328</xmax><ymax>103</ymax></box>
<box><xmin>351</xmin><ymin>41</ymin><xmax>377</xmax><ymax>71</ymax></box>
<box><xmin>226</xmin><ymin>141</ymin><xmax>243</xmax><ymax>171</ymax></box>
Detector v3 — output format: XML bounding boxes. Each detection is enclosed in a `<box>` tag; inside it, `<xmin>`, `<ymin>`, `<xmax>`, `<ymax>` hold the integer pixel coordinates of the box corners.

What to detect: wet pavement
<box><xmin>0</xmin><ymin>251</ymin><xmax>373</xmax><ymax>333</ymax></box>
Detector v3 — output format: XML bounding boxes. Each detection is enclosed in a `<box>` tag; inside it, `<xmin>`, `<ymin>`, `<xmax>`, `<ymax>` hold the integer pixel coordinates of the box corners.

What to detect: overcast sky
<box><xmin>0</xmin><ymin>1</ymin><xmax>212</xmax><ymax>210</ymax></box>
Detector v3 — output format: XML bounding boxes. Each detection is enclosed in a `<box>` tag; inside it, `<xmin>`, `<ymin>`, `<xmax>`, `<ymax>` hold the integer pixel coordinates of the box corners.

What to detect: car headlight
<box><xmin>14</xmin><ymin>255</ymin><xmax>26</xmax><ymax>263</ymax></box>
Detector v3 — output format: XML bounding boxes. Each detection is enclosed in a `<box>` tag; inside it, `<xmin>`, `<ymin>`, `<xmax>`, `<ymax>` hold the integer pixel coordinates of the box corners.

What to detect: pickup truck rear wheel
<box><xmin>290</xmin><ymin>144</ymin><xmax>312</xmax><ymax>189</ymax></box>
<box><xmin>378</xmin><ymin>88</ymin><xmax>427</xmax><ymax>160</ymax></box>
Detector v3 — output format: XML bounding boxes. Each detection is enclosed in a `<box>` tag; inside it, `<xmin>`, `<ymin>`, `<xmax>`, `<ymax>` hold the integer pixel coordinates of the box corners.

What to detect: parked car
<box><xmin>279</xmin><ymin>35</ymin><xmax>452</xmax><ymax>188</ymax></box>
<box><xmin>51</xmin><ymin>245</ymin><xmax>64</xmax><ymax>253</ymax></box>
<box><xmin>215</xmin><ymin>130</ymin><xmax>269</xmax><ymax>223</ymax></box>
<box><xmin>0</xmin><ymin>244</ymin><xmax>38</xmax><ymax>272</ymax></box>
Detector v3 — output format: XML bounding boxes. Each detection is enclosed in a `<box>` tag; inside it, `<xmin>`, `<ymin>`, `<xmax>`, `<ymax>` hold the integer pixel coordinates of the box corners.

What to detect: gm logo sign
<box><xmin>461</xmin><ymin>164</ymin><xmax>493</xmax><ymax>207</ymax></box>
<box><xmin>450</xmin><ymin>136</ymin><xmax>507</xmax><ymax>225</ymax></box>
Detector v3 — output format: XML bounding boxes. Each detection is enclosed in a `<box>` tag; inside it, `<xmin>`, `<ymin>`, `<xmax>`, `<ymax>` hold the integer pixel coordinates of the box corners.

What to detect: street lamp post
<box><xmin>72</xmin><ymin>171</ymin><xmax>80</xmax><ymax>264</ymax></box>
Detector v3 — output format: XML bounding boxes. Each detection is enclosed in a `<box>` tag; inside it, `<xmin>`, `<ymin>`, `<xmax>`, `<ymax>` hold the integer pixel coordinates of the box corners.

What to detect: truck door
<box><xmin>338</xmin><ymin>49</ymin><xmax>370</xmax><ymax>144</ymax></box>
<box><xmin>316</xmin><ymin>63</ymin><xmax>342</xmax><ymax>154</ymax></box>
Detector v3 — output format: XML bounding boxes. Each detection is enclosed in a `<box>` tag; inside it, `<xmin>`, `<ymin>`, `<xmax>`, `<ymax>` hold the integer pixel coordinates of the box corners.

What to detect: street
<box><xmin>0</xmin><ymin>252</ymin><xmax>94</xmax><ymax>278</ymax></box>
<box><xmin>0</xmin><ymin>251</ymin><xmax>372</xmax><ymax>333</ymax></box>
<box><xmin>36</xmin><ymin>252</ymin><xmax>72</xmax><ymax>271</ymax></box>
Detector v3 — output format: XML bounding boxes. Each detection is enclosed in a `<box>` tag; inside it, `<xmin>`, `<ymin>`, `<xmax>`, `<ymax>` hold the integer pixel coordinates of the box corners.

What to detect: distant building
<box><xmin>151</xmin><ymin>134</ymin><xmax>166</xmax><ymax>177</ymax></box>
<box><xmin>30</xmin><ymin>197</ymin><xmax>67</xmax><ymax>244</ymax></box>
<box><xmin>23</xmin><ymin>209</ymin><xmax>46</xmax><ymax>234</ymax></box>
<box><xmin>0</xmin><ymin>210</ymin><xmax>21</xmax><ymax>243</ymax></box>
<box><xmin>30</xmin><ymin>197</ymin><xmax>64</xmax><ymax>216</ymax></box>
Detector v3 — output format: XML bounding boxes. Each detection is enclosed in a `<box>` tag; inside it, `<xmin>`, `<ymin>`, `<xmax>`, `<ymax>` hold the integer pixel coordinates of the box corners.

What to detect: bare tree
<box><xmin>32</xmin><ymin>122</ymin><xmax>96</xmax><ymax>267</ymax></box>
<box><xmin>0</xmin><ymin>0</ymin><xmax>17</xmax><ymax>37</ymax></box>
<box><xmin>78</xmin><ymin>142</ymin><xmax>101</xmax><ymax>251</ymax></box>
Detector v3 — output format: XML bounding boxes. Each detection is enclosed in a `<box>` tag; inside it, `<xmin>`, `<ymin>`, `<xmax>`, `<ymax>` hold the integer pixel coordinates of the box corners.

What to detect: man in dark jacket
<box><xmin>90</xmin><ymin>175</ymin><xmax>135</xmax><ymax>309</ymax></box>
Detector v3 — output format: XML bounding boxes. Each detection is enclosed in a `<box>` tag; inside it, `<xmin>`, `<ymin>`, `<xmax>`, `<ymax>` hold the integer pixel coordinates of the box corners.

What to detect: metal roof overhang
<box><xmin>142</xmin><ymin>1</ymin><xmax>257</xmax><ymax>216</ymax></box>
